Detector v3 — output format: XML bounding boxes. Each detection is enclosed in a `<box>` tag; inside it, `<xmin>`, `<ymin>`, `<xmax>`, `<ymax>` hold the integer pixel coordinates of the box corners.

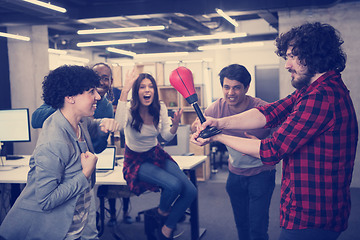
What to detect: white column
<box><xmin>7</xmin><ymin>25</ymin><xmax>49</xmax><ymax>155</ymax></box>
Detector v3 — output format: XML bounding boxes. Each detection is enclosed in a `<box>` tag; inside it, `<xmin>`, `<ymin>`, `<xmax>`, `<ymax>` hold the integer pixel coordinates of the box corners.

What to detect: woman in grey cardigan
<box><xmin>0</xmin><ymin>65</ymin><xmax>119</xmax><ymax>240</ymax></box>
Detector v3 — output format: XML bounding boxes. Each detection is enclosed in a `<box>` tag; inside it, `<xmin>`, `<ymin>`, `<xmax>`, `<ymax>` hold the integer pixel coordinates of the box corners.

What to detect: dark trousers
<box><xmin>226</xmin><ymin>170</ymin><xmax>276</xmax><ymax>240</ymax></box>
<box><xmin>279</xmin><ymin>228</ymin><xmax>341</xmax><ymax>240</ymax></box>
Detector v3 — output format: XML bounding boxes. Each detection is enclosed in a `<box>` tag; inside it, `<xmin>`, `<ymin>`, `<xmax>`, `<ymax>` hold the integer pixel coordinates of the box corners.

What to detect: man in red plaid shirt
<box><xmin>192</xmin><ymin>22</ymin><xmax>358</xmax><ymax>240</ymax></box>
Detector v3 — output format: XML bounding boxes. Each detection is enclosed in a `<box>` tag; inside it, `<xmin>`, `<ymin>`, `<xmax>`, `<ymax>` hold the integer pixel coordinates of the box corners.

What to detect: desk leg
<box><xmin>98</xmin><ymin>196</ymin><xmax>105</xmax><ymax>237</ymax></box>
<box><xmin>188</xmin><ymin>169</ymin><xmax>206</xmax><ymax>240</ymax></box>
<box><xmin>10</xmin><ymin>183</ymin><xmax>21</xmax><ymax>206</ymax></box>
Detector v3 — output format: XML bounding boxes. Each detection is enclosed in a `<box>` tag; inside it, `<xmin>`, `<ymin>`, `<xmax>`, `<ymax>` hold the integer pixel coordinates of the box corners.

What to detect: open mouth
<box><xmin>144</xmin><ymin>95</ymin><xmax>151</xmax><ymax>100</ymax></box>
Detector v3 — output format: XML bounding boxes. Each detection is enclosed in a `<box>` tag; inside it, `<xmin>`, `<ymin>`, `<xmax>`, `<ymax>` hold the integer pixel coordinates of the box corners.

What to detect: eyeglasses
<box><xmin>99</xmin><ymin>76</ymin><xmax>111</xmax><ymax>82</ymax></box>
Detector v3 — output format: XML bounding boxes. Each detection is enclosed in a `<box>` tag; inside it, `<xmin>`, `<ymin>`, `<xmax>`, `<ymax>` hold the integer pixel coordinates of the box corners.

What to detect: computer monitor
<box><xmin>158</xmin><ymin>125</ymin><xmax>190</xmax><ymax>155</ymax></box>
<box><xmin>0</xmin><ymin>108</ymin><xmax>31</xmax><ymax>159</ymax></box>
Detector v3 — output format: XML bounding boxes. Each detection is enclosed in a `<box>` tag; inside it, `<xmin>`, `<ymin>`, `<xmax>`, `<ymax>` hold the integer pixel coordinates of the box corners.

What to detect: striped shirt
<box><xmin>257</xmin><ymin>71</ymin><xmax>358</xmax><ymax>231</ymax></box>
<box><xmin>65</xmin><ymin>187</ymin><xmax>91</xmax><ymax>239</ymax></box>
<box><xmin>65</xmin><ymin>134</ymin><xmax>92</xmax><ymax>239</ymax></box>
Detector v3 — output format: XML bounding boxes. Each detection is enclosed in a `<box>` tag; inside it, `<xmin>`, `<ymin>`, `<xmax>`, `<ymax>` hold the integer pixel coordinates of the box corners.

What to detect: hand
<box><xmin>201</xmin><ymin>116</ymin><xmax>220</xmax><ymax>131</ymax></box>
<box><xmin>81</xmin><ymin>151</ymin><xmax>98</xmax><ymax>179</ymax></box>
<box><xmin>99</xmin><ymin>118</ymin><xmax>120</xmax><ymax>133</ymax></box>
<box><xmin>123</xmin><ymin>68</ymin><xmax>139</xmax><ymax>92</ymax></box>
<box><xmin>190</xmin><ymin>127</ymin><xmax>214</xmax><ymax>146</ymax></box>
<box><xmin>191</xmin><ymin>117</ymin><xmax>202</xmax><ymax>133</ymax></box>
<box><xmin>171</xmin><ymin>108</ymin><xmax>183</xmax><ymax>126</ymax></box>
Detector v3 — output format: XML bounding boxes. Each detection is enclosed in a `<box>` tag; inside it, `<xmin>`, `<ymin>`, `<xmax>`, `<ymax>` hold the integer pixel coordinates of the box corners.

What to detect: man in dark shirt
<box><xmin>192</xmin><ymin>22</ymin><xmax>358</xmax><ymax>240</ymax></box>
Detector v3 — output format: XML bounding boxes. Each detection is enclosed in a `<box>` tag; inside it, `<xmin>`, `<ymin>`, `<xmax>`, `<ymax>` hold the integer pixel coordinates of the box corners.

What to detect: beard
<box><xmin>290</xmin><ymin>69</ymin><xmax>314</xmax><ymax>90</ymax></box>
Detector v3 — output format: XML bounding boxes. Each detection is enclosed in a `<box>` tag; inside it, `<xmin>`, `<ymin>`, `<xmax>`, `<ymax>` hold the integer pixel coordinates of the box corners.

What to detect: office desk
<box><xmin>0</xmin><ymin>156</ymin><xmax>30</xmax><ymax>183</ymax></box>
<box><xmin>96</xmin><ymin>155</ymin><xmax>206</xmax><ymax>240</ymax></box>
<box><xmin>0</xmin><ymin>155</ymin><xmax>206</xmax><ymax>240</ymax></box>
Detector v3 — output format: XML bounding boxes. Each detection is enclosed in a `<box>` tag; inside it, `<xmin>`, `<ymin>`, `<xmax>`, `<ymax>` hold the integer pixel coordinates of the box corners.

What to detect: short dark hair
<box><xmin>219</xmin><ymin>64</ymin><xmax>251</xmax><ymax>88</ymax></box>
<box><xmin>275</xmin><ymin>22</ymin><xmax>346</xmax><ymax>74</ymax></box>
<box><xmin>92</xmin><ymin>62</ymin><xmax>113</xmax><ymax>78</ymax></box>
<box><xmin>42</xmin><ymin>65</ymin><xmax>100</xmax><ymax>109</ymax></box>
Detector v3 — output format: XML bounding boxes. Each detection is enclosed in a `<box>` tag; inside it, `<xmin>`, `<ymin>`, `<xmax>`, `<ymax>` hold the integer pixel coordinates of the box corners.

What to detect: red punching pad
<box><xmin>169</xmin><ymin>67</ymin><xmax>196</xmax><ymax>100</ymax></box>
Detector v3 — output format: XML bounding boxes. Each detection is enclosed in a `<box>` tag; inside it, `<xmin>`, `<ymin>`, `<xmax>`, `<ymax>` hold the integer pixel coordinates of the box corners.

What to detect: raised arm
<box><xmin>115</xmin><ymin>68</ymin><xmax>138</xmax><ymax>128</ymax></box>
<box><xmin>118</xmin><ymin>68</ymin><xmax>138</xmax><ymax>102</ymax></box>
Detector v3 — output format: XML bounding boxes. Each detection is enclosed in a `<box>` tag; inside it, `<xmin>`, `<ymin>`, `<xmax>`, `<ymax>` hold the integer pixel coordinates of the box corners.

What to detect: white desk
<box><xmin>96</xmin><ymin>155</ymin><xmax>207</xmax><ymax>240</ymax></box>
<box><xmin>0</xmin><ymin>155</ymin><xmax>206</xmax><ymax>240</ymax></box>
<box><xmin>0</xmin><ymin>156</ymin><xmax>30</xmax><ymax>184</ymax></box>
<box><xmin>0</xmin><ymin>155</ymin><xmax>205</xmax><ymax>185</ymax></box>
<box><xmin>96</xmin><ymin>155</ymin><xmax>206</xmax><ymax>184</ymax></box>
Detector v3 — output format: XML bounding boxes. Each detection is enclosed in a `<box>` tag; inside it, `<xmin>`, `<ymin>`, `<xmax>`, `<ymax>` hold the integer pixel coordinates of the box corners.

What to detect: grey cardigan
<box><xmin>0</xmin><ymin>110</ymin><xmax>106</xmax><ymax>240</ymax></box>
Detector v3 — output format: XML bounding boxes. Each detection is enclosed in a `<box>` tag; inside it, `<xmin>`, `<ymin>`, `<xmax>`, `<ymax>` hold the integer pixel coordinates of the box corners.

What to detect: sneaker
<box><xmin>122</xmin><ymin>215</ymin><xmax>134</xmax><ymax>224</ymax></box>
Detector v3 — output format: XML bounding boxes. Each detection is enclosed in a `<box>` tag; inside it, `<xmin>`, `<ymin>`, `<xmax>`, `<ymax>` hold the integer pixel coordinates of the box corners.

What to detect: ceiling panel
<box><xmin>0</xmin><ymin>0</ymin><xmax>350</xmax><ymax>58</ymax></box>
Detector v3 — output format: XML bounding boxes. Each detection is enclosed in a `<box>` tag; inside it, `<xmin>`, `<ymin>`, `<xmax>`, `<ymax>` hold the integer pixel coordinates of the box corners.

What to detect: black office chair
<box><xmin>96</xmin><ymin>185</ymin><xmax>133</xmax><ymax>239</ymax></box>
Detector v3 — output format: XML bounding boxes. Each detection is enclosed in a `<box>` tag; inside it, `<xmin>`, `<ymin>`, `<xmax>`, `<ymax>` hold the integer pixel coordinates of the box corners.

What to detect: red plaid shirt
<box><xmin>123</xmin><ymin>144</ymin><xmax>176</xmax><ymax>196</ymax></box>
<box><xmin>257</xmin><ymin>71</ymin><xmax>358</xmax><ymax>232</ymax></box>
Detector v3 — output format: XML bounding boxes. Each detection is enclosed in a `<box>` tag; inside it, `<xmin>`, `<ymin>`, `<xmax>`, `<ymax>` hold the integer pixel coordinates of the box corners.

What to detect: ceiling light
<box><xmin>78</xmin><ymin>25</ymin><xmax>165</xmax><ymax>35</ymax></box>
<box><xmin>22</xmin><ymin>0</ymin><xmax>66</xmax><ymax>13</ymax></box>
<box><xmin>48</xmin><ymin>48</ymin><xmax>67</xmax><ymax>55</ymax></box>
<box><xmin>0</xmin><ymin>32</ymin><xmax>30</xmax><ymax>41</ymax></box>
<box><xmin>168</xmin><ymin>32</ymin><xmax>246</xmax><ymax>42</ymax></box>
<box><xmin>165</xmin><ymin>58</ymin><xmax>214</xmax><ymax>64</ymax></box>
<box><xmin>106</xmin><ymin>47</ymin><xmax>136</xmax><ymax>57</ymax></box>
<box><xmin>77</xmin><ymin>38</ymin><xmax>148</xmax><ymax>47</ymax></box>
<box><xmin>78</xmin><ymin>16</ymin><xmax>127</xmax><ymax>24</ymax></box>
<box><xmin>60</xmin><ymin>55</ymin><xmax>89</xmax><ymax>63</ymax></box>
<box><xmin>215</xmin><ymin>8</ymin><xmax>238</xmax><ymax>27</ymax></box>
<box><xmin>134</xmin><ymin>52</ymin><xmax>189</xmax><ymax>59</ymax></box>
<box><xmin>109</xmin><ymin>60</ymin><xmax>135</xmax><ymax>67</ymax></box>
<box><xmin>198</xmin><ymin>42</ymin><xmax>264</xmax><ymax>50</ymax></box>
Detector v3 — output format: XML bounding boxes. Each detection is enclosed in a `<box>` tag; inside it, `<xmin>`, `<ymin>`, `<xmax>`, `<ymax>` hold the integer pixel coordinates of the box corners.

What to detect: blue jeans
<box><xmin>226</xmin><ymin>170</ymin><xmax>276</xmax><ymax>240</ymax></box>
<box><xmin>279</xmin><ymin>228</ymin><xmax>341</xmax><ymax>240</ymax></box>
<box><xmin>138</xmin><ymin>159</ymin><xmax>197</xmax><ymax>229</ymax></box>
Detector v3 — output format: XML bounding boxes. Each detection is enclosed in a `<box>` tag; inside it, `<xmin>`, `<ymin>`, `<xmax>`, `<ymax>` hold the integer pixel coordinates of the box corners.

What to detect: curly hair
<box><xmin>275</xmin><ymin>22</ymin><xmax>346</xmax><ymax>74</ymax></box>
<box><xmin>219</xmin><ymin>64</ymin><xmax>251</xmax><ymax>88</ymax></box>
<box><xmin>42</xmin><ymin>65</ymin><xmax>100</xmax><ymax>109</ymax></box>
<box><xmin>130</xmin><ymin>73</ymin><xmax>160</xmax><ymax>132</ymax></box>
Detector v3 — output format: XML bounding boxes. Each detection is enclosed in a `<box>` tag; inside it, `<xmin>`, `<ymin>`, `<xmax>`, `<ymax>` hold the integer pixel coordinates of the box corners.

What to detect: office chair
<box><xmin>210</xmin><ymin>141</ymin><xmax>228</xmax><ymax>173</ymax></box>
<box><xmin>97</xmin><ymin>185</ymin><xmax>133</xmax><ymax>239</ymax></box>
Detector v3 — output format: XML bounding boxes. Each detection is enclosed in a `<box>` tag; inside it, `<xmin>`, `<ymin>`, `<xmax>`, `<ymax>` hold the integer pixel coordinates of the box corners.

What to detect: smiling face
<box><xmin>222</xmin><ymin>77</ymin><xmax>249</xmax><ymax>107</ymax></box>
<box><xmin>285</xmin><ymin>47</ymin><xmax>314</xmax><ymax>89</ymax></box>
<box><xmin>73</xmin><ymin>87</ymin><xmax>101</xmax><ymax>117</ymax></box>
<box><xmin>92</xmin><ymin>64</ymin><xmax>112</xmax><ymax>98</ymax></box>
<box><xmin>138</xmin><ymin>78</ymin><xmax>154</xmax><ymax>107</ymax></box>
